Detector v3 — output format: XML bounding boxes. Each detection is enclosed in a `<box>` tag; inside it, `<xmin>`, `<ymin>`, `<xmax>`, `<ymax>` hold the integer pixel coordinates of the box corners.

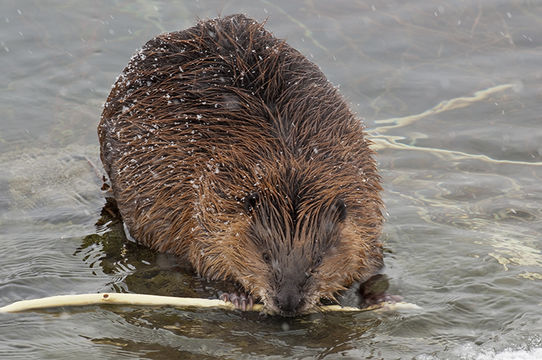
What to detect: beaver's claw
<box><xmin>359</xmin><ymin>274</ymin><xmax>403</xmax><ymax>307</ymax></box>
<box><xmin>362</xmin><ymin>293</ymin><xmax>403</xmax><ymax>307</ymax></box>
<box><xmin>220</xmin><ymin>292</ymin><xmax>254</xmax><ymax>311</ymax></box>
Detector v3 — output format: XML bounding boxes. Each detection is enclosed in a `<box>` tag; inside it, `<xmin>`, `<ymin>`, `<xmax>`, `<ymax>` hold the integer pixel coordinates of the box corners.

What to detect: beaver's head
<box><xmin>189</xmin><ymin>155</ymin><xmax>383</xmax><ymax>316</ymax></box>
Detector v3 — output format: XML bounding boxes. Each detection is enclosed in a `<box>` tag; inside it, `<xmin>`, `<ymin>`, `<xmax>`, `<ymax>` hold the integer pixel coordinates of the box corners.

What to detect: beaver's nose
<box><xmin>275</xmin><ymin>286</ymin><xmax>303</xmax><ymax>315</ymax></box>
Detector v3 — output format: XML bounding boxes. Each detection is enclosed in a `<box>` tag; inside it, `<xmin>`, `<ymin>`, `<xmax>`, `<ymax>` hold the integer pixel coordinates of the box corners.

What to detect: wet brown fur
<box><xmin>99</xmin><ymin>14</ymin><xmax>383</xmax><ymax>315</ymax></box>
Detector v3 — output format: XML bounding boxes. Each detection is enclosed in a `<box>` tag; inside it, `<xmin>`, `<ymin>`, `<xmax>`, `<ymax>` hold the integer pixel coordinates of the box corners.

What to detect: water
<box><xmin>1</xmin><ymin>0</ymin><xmax>542</xmax><ymax>358</ymax></box>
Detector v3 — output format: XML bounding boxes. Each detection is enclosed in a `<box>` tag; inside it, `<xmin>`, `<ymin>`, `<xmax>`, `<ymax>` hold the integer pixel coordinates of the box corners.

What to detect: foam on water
<box><xmin>418</xmin><ymin>343</ymin><xmax>542</xmax><ymax>360</ymax></box>
<box><xmin>460</xmin><ymin>346</ymin><xmax>542</xmax><ymax>360</ymax></box>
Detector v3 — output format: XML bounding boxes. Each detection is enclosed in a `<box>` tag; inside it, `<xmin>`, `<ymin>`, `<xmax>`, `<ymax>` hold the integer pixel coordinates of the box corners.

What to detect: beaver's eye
<box><xmin>314</xmin><ymin>255</ymin><xmax>322</xmax><ymax>267</ymax></box>
<box><xmin>244</xmin><ymin>192</ymin><xmax>260</xmax><ymax>213</ymax></box>
<box><xmin>262</xmin><ymin>252</ymin><xmax>271</xmax><ymax>264</ymax></box>
<box><xmin>333</xmin><ymin>198</ymin><xmax>347</xmax><ymax>222</ymax></box>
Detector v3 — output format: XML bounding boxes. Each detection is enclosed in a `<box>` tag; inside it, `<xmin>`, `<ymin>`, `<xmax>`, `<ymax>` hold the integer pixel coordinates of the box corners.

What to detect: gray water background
<box><xmin>1</xmin><ymin>1</ymin><xmax>542</xmax><ymax>359</ymax></box>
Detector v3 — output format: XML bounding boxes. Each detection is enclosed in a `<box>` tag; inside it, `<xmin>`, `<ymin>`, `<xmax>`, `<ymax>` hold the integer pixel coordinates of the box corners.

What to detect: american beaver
<box><xmin>98</xmin><ymin>14</ymin><xmax>384</xmax><ymax>316</ymax></box>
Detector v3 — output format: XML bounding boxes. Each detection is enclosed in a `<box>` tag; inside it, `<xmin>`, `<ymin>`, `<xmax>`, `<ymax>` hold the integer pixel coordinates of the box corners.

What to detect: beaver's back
<box><xmin>98</xmin><ymin>14</ymin><xmax>382</xmax><ymax>271</ymax></box>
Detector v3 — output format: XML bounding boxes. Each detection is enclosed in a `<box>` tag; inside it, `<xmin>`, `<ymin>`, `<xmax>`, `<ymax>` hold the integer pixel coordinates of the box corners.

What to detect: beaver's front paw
<box><xmin>359</xmin><ymin>274</ymin><xmax>403</xmax><ymax>308</ymax></box>
<box><xmin>220</xmin><ymin>292</ymin><xmax>254</xmax><ymax>311</ymax></box>
<box><xmin>362</xmin><ymin>293</ymin><xmax>403</xmax><ymax>307</ymax></box>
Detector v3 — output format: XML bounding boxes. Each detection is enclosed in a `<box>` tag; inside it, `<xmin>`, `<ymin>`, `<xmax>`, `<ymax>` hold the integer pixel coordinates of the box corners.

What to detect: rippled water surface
<box><xmin>1</xmin><ymin>1</ymin><xmax>542</xmax><ymax>359</ymax></box>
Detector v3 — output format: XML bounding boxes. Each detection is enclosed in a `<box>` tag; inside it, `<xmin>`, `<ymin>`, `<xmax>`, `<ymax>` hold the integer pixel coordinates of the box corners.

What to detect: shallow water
<box><xmin>1</xmin><ymin>1</ymin><xmax>542</xmax><ymax>359</ymax></box>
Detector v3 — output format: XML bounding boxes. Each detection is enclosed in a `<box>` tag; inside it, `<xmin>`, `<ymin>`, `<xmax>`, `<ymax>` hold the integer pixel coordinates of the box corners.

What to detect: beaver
<box><xmin>98</xmin><ymin>14</ymin><xmax>384</xmax><ymax>316</ymax></box>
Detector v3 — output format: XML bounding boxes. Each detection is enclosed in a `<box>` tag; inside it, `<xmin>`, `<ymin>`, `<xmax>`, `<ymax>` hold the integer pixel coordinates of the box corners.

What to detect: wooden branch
<box><xmin>0</xmin><ymin>293</ymin><xmax>420</xmax><ymax>314</ymax></box>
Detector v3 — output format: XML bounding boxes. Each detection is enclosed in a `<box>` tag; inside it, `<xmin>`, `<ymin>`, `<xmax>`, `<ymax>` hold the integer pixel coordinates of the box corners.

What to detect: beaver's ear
<box><xmin>243</xmin><ymin>192</ymin><xmax>260</xmax><ymax>213</ymax></box>
<box><xmin>331</xmin><ymin>198</ymin><xmax>347</xmax><ymax>222</ymax></box>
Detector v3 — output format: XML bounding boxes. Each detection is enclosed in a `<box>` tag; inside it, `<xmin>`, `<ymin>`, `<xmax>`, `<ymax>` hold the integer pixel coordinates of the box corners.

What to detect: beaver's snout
<box><xmin>275</xmin><ymin>284</ymin><xmax>305</xmax><ymax>316</ymax></box>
